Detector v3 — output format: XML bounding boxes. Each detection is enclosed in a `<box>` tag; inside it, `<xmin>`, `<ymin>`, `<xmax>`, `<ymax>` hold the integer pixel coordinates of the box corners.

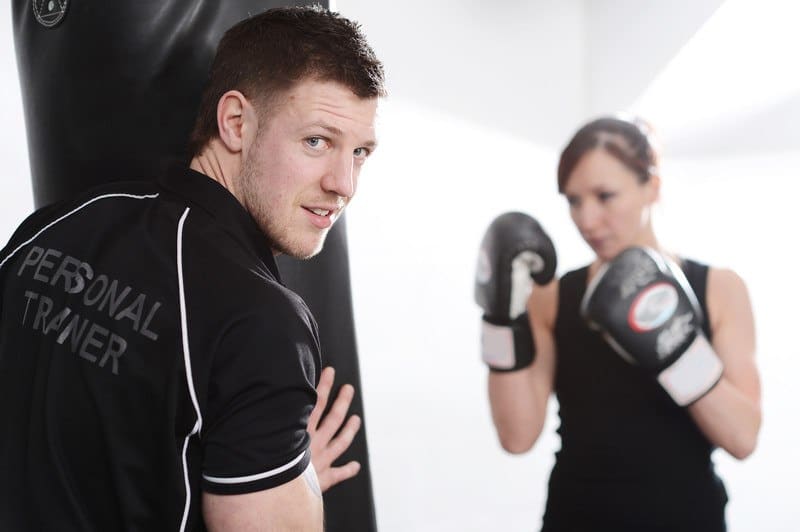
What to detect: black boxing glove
<box><xmin>474</xmin><ymin>212</ymin><xmax>557</xmax><ymax>371</ymax></box>
<box><xmin>581</xmin><ymin>246</ymin><xmax>723</xmax><ymax>405</ymax></box>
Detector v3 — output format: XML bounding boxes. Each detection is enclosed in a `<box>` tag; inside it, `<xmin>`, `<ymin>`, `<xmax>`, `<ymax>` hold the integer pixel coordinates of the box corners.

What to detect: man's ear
<box><xmin>216</xmin><ymin>90</ymin><xmax>258</xmax><ymax>154</ymax></box>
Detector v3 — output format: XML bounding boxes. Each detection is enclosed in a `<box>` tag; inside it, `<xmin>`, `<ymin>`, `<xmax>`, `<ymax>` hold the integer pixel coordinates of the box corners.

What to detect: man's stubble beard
<box><xmin>238</xmin><ymin>148</ymin><xmax>325</xmax><ymax>260</ymax></box>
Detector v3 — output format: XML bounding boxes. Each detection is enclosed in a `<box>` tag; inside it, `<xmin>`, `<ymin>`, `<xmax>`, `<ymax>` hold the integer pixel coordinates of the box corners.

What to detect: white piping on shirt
<box><xmin>0</xmin><ymin>191</ymin><xmax>211</xmax><ymax>530</ymax></box>
<box><xmin>203</xmin><ymin>450</ymin><xmax>309</xmax><ymax>485</ymax></box>
<box><xmin>177</xmin><ymin>207</ymin><xmax>203</xmax><ymax>532</ymax></box>
<box><xmin>0</xmin><ymin>192</ymin><xmax>159</xmax><ymax>270</ymax></box>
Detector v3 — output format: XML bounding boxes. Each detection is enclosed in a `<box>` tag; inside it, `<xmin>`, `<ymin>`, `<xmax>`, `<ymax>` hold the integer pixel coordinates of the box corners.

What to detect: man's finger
<box><xmin>319</xmin><ymin>461</ymin><xmax>362</xmax><ymax>493</ymax></box>
<box><xmin>325</xmin><ymin>415</ymin><xmax>362</xmax><ymax>461</ymax></box>
<box><xmin>316</xmin><ymin>383</ymin><xmax>355</xmax><ymax>442</ymax></box>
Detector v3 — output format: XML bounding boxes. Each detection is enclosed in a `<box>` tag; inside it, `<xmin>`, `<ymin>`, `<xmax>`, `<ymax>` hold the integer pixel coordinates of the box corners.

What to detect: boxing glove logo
<box><xmin>619</xmin><ymin>259</ymin><xmax>658</xmax><ymax>299</ymax></box>
<box><xmin>656</xmin><ymin>313</ymin><xmax>694</xmax><ymax>359</ymax></box>
<box><xmin>628</xmin><ymin>282</ymin><xmax>679</xmax><ymax>332</ymax></box>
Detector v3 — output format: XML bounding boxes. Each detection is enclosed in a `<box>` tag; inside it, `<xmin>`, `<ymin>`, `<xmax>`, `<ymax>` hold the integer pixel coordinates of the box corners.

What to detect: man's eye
<box><xmin>353</xmin><ymin>147</ymin><xmax>370</xmax><ymax>158</ymax></box>
<box><xmin>306</xmin><ymin>137</ymin><xmax>325</xmax><ymax>149</ymax></box>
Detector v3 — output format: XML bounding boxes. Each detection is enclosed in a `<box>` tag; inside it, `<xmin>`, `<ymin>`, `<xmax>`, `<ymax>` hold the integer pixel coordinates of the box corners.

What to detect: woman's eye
<box><xmin>598</xmin><ymin>191</ymin><xmax>615</xmax><ymax>202</ymax></box>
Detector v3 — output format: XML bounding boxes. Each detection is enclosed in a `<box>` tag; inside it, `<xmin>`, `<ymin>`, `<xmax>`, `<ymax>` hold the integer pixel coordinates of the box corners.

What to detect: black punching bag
<box><xmin>12</xmin><ymin>2</ymin><xmax>377</xmax><ymax>531</ymax></box>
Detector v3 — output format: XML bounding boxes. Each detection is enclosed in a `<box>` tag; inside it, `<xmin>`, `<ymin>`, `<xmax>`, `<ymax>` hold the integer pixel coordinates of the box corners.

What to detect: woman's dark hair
<box><xmin>557</xmin><ymin>115</ymin><xmax>659</xmax><ymax>193</ymax></box>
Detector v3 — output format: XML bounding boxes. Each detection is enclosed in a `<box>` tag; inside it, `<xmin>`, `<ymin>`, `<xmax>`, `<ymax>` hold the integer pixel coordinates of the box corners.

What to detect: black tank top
<box><xmin>542</xmin><ymin>259</ymin><xmax>728</xmax><ymax>532</ymax></box>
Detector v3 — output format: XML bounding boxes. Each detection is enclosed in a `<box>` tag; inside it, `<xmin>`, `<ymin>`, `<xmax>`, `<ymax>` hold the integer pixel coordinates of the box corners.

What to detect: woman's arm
<box><xmin>687</xmin><ymin>267</ymin><xmax>762</xmax><ymax>459</ymax></box>
<box><xmin>488</xmin><ymin>279</ymin><xmax>558</xmax><ymax>454</ymax></box>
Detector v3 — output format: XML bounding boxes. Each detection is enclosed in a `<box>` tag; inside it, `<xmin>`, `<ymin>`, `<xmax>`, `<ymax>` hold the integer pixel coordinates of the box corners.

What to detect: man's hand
<box><xmin>307</xmin><ymin>366</ymin><xmax>362</xmax><ymax>493</ymax></box>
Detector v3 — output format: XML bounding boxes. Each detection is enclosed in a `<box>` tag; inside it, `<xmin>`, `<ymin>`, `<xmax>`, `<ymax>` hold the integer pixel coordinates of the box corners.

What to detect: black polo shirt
<box><xmin>0</xmin><ymin>167</ymin><xmax>321</xmax><ymax>531</ymax></box>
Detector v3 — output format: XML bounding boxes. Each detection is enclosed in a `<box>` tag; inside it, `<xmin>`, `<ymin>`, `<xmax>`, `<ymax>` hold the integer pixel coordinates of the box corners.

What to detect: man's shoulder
<box><xmin>59</xmin><ymin>180</ymin><xmax>163</xmax><ymax>208</ymax></box>
<box><xmin>31</xmin><ymin>180</ymin><xmax>166</xmax><ymax>227</ymax></box>
<box><xmin>177</xmin><ymin>225</ymin><xmax>308</xmax><ymax>318</ymax></box>
<box><xmin>1</xmin><ymin>181</ymin><xmax>163</xmax><ymax>261</ymax></box>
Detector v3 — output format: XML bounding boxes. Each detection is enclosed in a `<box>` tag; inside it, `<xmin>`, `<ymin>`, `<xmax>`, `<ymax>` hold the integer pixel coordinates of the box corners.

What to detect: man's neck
<box><xmin>190</xmin><ymin>140</ymin><xmax>242</xmax><ymax>200</ymax></box>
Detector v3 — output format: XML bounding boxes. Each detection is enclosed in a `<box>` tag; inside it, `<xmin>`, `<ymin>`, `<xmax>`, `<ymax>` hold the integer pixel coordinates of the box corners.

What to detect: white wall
<box><xmin>339</xmin><ymin>0</ymin><xmax>586</xmax><ymax>148</ymax></box>
<box><xmin>344</xmin><ymin>99</ymin><xmax>568</xmax><ymax>532</ymax></box>
<box><xmin>583</xmin><ymin>0</ymin><xmax>725</xmax><ymax>116</ymax></box>
<box><xmin>658</xmin><ymin>153</ymin><xmax>800</xmax><ymax>532</ymax></box>
<box><xmin>631</xmin><ymin>0</ymin><xmax>800</xmax><ymax>156</ymax></box>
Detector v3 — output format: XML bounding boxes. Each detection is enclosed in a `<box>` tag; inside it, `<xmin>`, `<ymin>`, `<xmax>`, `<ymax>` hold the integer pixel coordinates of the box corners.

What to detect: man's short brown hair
<box><xmin>187</xmin><ymin>5</ymin><xmax>386</xmax><ymax>157</ymax></box>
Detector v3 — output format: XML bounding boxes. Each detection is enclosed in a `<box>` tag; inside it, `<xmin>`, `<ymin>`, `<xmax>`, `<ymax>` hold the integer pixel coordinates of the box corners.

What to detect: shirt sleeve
<box><xmin>200</xmin><ymin>287</ymin><xmax>321</xmax><ymax>495</ymax></box>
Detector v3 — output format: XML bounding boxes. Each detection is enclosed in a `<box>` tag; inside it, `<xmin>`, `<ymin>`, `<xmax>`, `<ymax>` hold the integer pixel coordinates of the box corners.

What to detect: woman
<box><xmin>487</xmin><ymin>116</ymin><xmax>761</xmax><ymax>531</ymax></box>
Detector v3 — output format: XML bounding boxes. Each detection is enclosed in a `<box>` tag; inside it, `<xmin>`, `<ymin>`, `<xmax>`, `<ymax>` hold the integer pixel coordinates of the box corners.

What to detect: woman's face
<box><xmin>563</xmin><ymin>147</ymin><xmax>659</xmax><ymax>262</ymax></box>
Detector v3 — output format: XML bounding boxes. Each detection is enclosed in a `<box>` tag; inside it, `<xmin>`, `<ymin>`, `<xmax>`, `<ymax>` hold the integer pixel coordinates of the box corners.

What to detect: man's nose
<box><xmin>322</xmin><ymin>152</ymin><xmax>356</xmax><ymax>199</ymax></box>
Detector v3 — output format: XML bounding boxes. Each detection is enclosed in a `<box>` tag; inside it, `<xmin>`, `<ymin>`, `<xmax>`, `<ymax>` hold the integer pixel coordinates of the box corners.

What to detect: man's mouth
<box><xmin>308</xmin><ymin>207</ymin><xmax>332</xmax><ymax>217</ymax></box>
<box><xmin>303</xmin><ymin>204</ymin><xmax>343</xmax><ymax>229</ymax></box>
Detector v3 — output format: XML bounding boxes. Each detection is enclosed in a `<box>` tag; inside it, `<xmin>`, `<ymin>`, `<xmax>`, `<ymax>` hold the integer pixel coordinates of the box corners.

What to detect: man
<box><xmin>0</xmin><ymin>6</ymin><xmax>385</xmax><ymax>531</ymax></box>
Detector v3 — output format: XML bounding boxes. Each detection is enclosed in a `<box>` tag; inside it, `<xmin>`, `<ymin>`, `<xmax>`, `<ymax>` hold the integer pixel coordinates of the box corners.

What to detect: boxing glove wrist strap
<box><xmin>656</xmin><ymin>333</ymin><xmax>723</xmax><ymax>406</ymax></box>
<box><xmin>481</xmin><ymin>314</ymin><xmax>534</xmax><ymax>372</ymax></box>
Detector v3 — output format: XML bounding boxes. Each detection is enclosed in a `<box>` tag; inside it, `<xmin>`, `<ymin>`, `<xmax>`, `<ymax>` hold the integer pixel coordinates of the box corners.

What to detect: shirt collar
<box><xmin>157</xmin><ymin>165</ymin><xmax>282</xmax><ymax>283</ymax></box>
